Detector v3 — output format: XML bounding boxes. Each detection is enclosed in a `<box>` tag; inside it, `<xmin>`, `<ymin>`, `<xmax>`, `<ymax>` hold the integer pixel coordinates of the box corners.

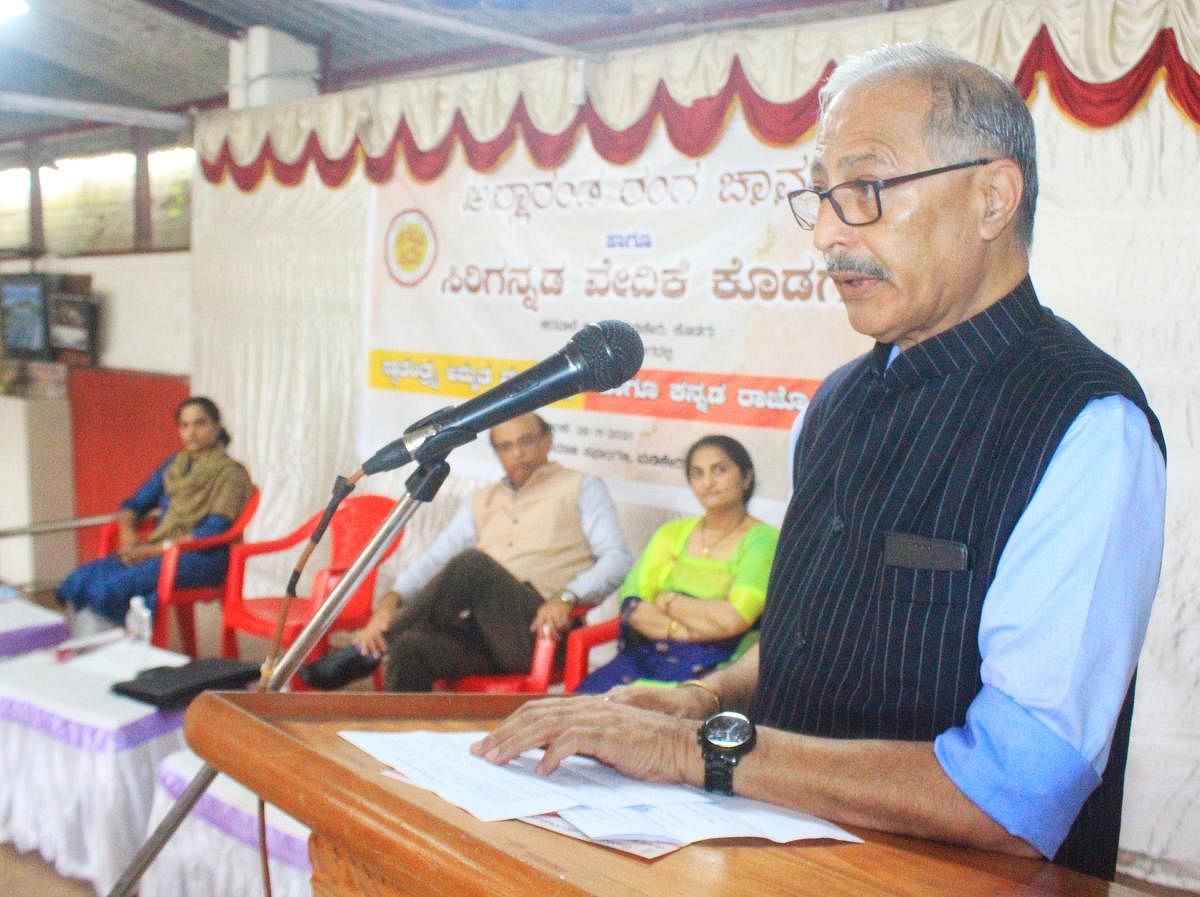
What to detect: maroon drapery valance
<box><xmin>200</xmin><ymin>27</ymin><xmax>1199</xmax><ymax>192</ymax></box>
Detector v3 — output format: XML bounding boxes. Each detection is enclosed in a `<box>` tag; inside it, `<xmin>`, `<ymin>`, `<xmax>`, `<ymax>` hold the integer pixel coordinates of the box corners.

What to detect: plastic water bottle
<box><xmin>125</xmin><ymin>595</ymin><xmax>152</xmax><ymax>644</ymax></box>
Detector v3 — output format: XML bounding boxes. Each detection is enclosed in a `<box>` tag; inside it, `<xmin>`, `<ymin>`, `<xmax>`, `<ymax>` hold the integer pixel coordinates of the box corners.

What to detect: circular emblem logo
<box><xmin>385</xmin><ymin>209</ymin><xmax>437</xmax><ymax>287</ymax></box>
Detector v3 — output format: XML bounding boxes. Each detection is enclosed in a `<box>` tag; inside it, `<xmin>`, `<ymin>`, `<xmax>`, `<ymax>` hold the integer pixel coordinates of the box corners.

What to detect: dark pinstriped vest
<box><xmin>754</xmin><ymin>277</ymin><xmax>1164</xmax><ymax>878</ymax></box>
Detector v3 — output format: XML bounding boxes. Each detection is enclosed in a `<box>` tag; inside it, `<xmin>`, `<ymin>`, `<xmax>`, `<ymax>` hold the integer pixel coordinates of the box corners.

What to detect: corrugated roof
<box><xmin>0</xmin><ymin>0</ymin><xmax>936</xmax><ymax>167</ymax></box>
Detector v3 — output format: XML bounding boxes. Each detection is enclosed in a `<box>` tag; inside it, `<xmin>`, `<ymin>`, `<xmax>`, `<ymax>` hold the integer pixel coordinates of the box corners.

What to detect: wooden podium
<box><xmin>185</xmin><ymin>691</ymin><xmax>1147</xmax><ymax>897</ymax></box>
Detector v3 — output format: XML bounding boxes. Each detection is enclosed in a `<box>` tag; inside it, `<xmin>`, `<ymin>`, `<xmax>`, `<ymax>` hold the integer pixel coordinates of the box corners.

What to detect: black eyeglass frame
<box><xmin>786</xmin><ymin>157</ymin><xmax>996</xmax><ymax>230</ymax></box>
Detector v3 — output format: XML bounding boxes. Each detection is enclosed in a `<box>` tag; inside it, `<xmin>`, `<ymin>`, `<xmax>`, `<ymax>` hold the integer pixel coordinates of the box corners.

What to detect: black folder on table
<box><xmin>112</xmin><ymin>658</ymin><xmax>262</xmax><ymax>709</ymax></box>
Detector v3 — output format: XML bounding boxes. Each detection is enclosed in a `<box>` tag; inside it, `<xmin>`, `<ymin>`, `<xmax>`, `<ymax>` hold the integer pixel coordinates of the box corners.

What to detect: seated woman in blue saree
<box><xmin>58</xmin><ymin>396</ymin><xmax>253</xmax><ymax>632</ymax></box>
<box><xmin>576</xmin><ymin>435</ymin><xmax>778</xmax><ymax>693</ymax></box>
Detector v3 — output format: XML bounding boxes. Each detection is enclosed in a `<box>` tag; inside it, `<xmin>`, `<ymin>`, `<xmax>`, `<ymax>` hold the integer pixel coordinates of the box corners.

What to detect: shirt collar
<box><xmin>871</xmin><ymin>276</ymin><xmax>1042</xmax><ymax>390</ymax></box>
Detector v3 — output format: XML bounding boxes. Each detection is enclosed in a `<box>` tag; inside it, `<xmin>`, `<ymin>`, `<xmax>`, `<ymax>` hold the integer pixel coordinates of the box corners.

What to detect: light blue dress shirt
<box><xmin>933</xmin><ymin>393</ymin><xmax>1166</xmax><ymax>857</ymax></box>
<box><xmin>789</xmin><ymin>345</ymin><xmax>1169</xmax><ymax>858</ymax></box>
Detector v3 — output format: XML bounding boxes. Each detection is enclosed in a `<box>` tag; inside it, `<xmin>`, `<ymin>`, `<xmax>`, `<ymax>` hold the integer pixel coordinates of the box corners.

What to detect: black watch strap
<box><xmin>703</xmin><ymin>752</ymin><xmax>738</xmax><ymax>795</ymax></box>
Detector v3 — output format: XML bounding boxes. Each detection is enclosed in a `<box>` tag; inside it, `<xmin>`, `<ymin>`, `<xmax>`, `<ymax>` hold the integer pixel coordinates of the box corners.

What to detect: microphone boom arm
<box><xmin>105</xmin><ymin>459</ymin><xmax>452</xmax><ymax>897</ymax></box>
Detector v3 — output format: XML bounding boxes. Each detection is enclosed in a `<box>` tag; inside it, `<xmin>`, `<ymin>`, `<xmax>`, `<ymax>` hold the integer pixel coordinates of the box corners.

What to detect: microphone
<box><xmin>363</xmin><ymin>320</ymin><xmax>644</xmax><ymax>473</ymax></box>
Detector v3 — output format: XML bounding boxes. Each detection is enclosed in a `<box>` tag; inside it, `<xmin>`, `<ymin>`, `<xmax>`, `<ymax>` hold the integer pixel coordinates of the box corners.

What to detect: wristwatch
<box><xmin>697</xmin><ymin>711</ymin><xmax>756</xmax><ymax>795</ymax></box>
<box><xmin>557</xmin><ymin>589</ymin><xmax>579</xmax><ymax>607</ymax></box>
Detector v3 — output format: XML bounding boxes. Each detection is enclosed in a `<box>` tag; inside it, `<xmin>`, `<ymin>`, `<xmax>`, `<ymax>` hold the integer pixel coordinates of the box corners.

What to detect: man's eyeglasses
<box><xmin>786</xmin><ymin>158</ymin><xmax>995</xmax><ymax>230</ymax></box>
<box><xmin>492</xmin><ymin>433</ymin><xmax>545</xmax><ymax>455</ymax></box>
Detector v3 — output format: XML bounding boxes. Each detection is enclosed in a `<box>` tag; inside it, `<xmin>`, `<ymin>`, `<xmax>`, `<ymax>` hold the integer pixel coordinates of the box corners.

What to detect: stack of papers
<box><xmin>341</xmin><ymin>730</ymin><xmax>861</xmax><ymax>858</ymax></box>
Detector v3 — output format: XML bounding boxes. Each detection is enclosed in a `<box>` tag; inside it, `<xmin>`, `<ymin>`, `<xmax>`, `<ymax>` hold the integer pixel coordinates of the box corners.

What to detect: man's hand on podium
<box><xmin>470</xmin><ymin>692</ymin><xmax>705</xmax><ymax>786</ymax></box>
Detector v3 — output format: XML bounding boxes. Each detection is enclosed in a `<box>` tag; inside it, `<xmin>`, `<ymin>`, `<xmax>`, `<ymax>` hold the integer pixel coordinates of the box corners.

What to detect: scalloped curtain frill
<box><xmin>197</xmin><ymin>0</ymin><xmax>1200</xmax><ymax>192</ymax></box>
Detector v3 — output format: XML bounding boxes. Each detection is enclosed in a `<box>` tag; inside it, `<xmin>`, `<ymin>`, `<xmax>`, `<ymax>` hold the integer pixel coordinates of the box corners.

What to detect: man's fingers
<box><xmin>528</xmin><ymin>610</ymin><xmax>546</xmax><ymax>634</ymax></box>
<box><xmin>537</xmin><ymin>726</ymin><xmax>597</xmax><ymax>775</ymax></box>
<box><xmin>365</xmin><ymin>634</ymin><xmax>387</xmax><ymax>657</ymax></box>
<box><xmin>475</xmin><ymin>708</ymin><xmax>561</xmax><ymax>762</ymax></box>
<box><xmin>471</xmin><ymin>697</ymin><xmax>584</xmax><ymax>761</ymax></box>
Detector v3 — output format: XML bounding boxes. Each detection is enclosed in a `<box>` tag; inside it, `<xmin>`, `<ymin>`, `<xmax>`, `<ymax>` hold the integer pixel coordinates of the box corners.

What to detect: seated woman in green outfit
<box><xmin>576</xmin><ymin>435</ymin><xmax>778</xmax><ymax>693</ymax></box>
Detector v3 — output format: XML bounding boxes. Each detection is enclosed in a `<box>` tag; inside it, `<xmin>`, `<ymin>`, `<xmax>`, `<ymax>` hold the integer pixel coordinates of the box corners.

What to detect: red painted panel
<box><xmin>67</xmin><ymin>368</ymin><xmax>189</xmax><ymax>563</ymax></box>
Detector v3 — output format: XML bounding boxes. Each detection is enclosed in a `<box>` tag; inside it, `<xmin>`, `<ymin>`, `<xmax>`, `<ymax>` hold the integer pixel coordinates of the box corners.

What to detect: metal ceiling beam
<box><xmin>311</xmin><ymin>0</ymin><xmax>606</xmax><ymax>64</ymax></box>
<box><xmin>134</xmin><ymin>0</ymin><xmax>244</xmax><ymax>39</ymax></box>
<box><xmin>0</xmin><ymin>93</ymin><xmax>188</xmax><ymax>131</ymax></box>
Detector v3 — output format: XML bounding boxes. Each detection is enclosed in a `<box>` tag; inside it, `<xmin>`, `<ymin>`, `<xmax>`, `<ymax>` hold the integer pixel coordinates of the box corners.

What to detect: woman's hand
<box><xmin>652</xmin><ymin>592</ymin><xmax>752</xmax><ymax>643</ymax></box>
<box><xmin>655</xmin><ymin>591</ymin><xmax>688</xmax><ymax>612</ymax></box>
<box><xmin>470</xmin><ymin>695</ymin><xmax>702</xmax><ymax>783</ymax></box>
<box><xmin>115</xmin><ymin>510</ymin><xmax>139</xmax><ymax>554</ymax></box>
<box><xmin>118</xmin><ymin>542</ymin><xmax>160</xmax><ymax>566</ymax></box>
<box><xmin>625</xmin><ymin>598</ymin><xmax>675</xmax><ymax>639</ymax></box>
<box><xmin>117</xmin><ymin>529</ymin><xmax>138</xmax><ymax>554</ymax></box>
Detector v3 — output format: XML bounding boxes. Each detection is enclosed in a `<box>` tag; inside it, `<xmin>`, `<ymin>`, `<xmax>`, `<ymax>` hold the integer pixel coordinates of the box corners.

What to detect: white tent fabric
<box><xmin>190</xmin><ymin>2</ymin><xmax>1200</xmax><ymax>889</ymax></box>
<box><xmin>196</xmin><ymin>0</ymin><xmax>1199</xmax><ymax>168</ymax></box>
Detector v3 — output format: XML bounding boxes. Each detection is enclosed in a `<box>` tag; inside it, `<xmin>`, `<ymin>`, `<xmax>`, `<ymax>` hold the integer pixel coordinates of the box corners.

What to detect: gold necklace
<box><xmin>699</xmin><ymin>512</ymin><xmax>747</xmax><ymax>557</ymax></box>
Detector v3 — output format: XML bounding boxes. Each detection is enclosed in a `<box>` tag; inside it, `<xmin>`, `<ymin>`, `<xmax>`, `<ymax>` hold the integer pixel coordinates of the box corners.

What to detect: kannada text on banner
<box><xmin>362</xmin><ymin>112</ymin><xmax>870</xmax><ymax>510</ymax></box>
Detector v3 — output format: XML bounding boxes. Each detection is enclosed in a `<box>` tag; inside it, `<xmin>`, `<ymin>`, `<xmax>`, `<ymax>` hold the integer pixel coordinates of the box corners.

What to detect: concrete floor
<box><xmin>0</xmin><ymin>842</ymin><xmax>92</xmax><ymax>897</ymax></box>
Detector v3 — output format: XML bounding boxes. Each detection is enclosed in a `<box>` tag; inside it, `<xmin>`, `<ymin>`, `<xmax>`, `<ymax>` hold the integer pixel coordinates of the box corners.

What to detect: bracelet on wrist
<box><xmin>619</xmin><ymin>595</ymin><xmax>642</xmax><ymax>622</ymax></box>
<box><xmin>679</xmin><ymin>678</ymin><xmax>722</xmax><ymax>715</ymax></box>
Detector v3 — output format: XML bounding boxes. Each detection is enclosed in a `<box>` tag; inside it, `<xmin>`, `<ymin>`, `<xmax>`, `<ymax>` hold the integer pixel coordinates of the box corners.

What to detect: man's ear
<box><xmin>978</xmin><ymin>158</ymin><xmax>1023</xmax><ymax>242</ymax></box>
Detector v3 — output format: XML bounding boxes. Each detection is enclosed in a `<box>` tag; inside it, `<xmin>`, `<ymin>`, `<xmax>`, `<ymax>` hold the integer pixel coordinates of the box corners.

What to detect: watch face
<box><xmin>704</xmin><ymin>711</ymin><xmax>753</xmax><ymax>749</ymax></box>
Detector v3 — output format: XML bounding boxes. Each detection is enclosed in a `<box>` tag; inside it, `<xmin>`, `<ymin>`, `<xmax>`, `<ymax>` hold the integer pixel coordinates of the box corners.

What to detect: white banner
<box><xmin>362</xmin><ymin>114</ymin><xmax>870</xmax><ymax>514</ymax></box>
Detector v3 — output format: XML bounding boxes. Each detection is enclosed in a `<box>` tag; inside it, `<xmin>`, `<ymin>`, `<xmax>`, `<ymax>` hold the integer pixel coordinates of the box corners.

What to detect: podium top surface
<box><xmin>186</xmin><ymin>691</ymin><xmax>1145</xmax><ymax>897</ymax></box>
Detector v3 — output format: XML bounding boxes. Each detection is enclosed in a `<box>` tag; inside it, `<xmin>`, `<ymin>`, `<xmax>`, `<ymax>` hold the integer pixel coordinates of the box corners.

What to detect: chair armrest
<box><xmin>231</xmin><ymin>522</ymin><xmax>316</xmax><ymax>558</ymax></box>
<box><xmin>96</xmin><ymin>511</ymin><xmax>160</xmax><ymax>557</ymax></box>
<box><xmin>563</xmin><ymin>617</ymin><xmax>620</xmax><ymax>693</ymax></box>
<box><xmin>525</xmin><ymin>633</ymin><xmax>559</xmax><ymax>693</ymax></box>
<box><xmin>170</xmin><ymin>527</ymin><xmax>244</xmax><ymax>554</ymax></box>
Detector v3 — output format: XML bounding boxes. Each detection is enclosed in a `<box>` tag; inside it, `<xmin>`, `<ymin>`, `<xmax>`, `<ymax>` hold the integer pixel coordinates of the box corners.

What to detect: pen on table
<box><xmin>54</xmin><ymin>628</ymin><xmax>125</xmax><ymax>661</ymax></box>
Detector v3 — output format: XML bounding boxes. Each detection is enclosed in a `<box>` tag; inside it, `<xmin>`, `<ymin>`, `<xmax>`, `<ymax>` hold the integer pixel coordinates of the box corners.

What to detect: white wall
<box><xmin>0</xmin><ymin>395</ymin><xmax>76</xmax><ymax>590</ymax></box>
<box><xmin>0</xmin><ymin>251</ymin><xmax>191</xmax><ymax>375</ymax></box>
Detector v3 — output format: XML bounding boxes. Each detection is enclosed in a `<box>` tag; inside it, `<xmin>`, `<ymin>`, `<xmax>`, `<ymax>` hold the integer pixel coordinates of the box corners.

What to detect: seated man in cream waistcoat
<box><xmin>301</xmin><ymin>412</ymin><xmax>631</xmax><ymax>691</ymax></box>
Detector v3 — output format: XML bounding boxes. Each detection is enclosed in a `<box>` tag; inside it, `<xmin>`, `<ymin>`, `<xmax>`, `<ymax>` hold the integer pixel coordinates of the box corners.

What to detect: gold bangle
<box><xmin>679</xmin><ymin>678</ymin><xmax>721</xmax><ymax>714</ymax></box>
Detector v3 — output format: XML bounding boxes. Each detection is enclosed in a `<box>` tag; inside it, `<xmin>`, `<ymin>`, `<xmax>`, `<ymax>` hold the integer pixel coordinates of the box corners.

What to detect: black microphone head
<box><xmin>569</xmin><ymin>320</ymin><xmax>644</xmax><ymax>391</ymax></box>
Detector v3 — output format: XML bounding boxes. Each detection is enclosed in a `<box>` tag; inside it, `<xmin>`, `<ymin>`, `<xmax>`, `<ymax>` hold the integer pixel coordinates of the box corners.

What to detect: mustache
<box><xmin>825</xmin><ymin>252</ymin><xmax>889</xmax><ymax>281</ymax></box>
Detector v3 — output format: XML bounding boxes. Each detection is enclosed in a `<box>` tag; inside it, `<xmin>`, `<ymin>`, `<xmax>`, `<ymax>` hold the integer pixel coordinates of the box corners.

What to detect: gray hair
<box><xmin>820</xmin><ymin>43</ymin><xmax>1037</xmax><ymax>251</ymax></box>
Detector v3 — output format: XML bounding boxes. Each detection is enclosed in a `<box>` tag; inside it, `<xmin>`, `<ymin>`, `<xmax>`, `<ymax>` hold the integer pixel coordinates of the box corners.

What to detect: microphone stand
<box><xmin>105</xmin><ymin>456</ymin><xmax>454</xmax><ymax>897</ymax></box>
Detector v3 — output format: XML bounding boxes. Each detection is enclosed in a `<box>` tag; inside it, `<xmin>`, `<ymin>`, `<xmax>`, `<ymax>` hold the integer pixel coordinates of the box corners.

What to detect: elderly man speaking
<box><xmin>473</xmin><ymin>43</ymin><xmax>1165</xmax><ymax>881</ymax></box>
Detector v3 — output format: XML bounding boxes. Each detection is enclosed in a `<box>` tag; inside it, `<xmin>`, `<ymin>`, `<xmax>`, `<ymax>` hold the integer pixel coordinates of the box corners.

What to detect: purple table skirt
<box><xmin>158</xmin><ymin>765</ymin><xmax>312</xmax><ymax>871</ymax></box>
<box><xmin>0</xmin><ymin>695</ymin><xmax>184</xmax><ymax>752</ymax></box>
<box><xmin>0</xmin><ymin>620</ymin><xmax>70</xmax><ymax>657</ymax></box>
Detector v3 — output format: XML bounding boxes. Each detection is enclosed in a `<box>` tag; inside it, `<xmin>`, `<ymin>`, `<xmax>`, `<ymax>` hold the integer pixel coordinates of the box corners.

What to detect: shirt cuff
<box><xmin>934</xmin><ymin>684</ymin><xmax>1100</xmax><ymax>858</ymax></box>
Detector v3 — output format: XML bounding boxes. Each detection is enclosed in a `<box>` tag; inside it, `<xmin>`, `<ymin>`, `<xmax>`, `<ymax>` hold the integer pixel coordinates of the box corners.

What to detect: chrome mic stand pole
<box><xmin>106</xmin><ymin>458</ymin><xmax>453</xmax><ymax>897</ymax></box>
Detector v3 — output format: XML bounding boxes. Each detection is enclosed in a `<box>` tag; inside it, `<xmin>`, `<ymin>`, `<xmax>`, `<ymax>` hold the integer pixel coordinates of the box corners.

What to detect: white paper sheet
<box><xmin>339</xmin><ymin>729</ymin><xmax>862</xmax><ymax>851</ymax></box>
<box><xmin>340</xmin><ymin>729</ymin><xmax>709</xmax><ymax>822</ymax></box>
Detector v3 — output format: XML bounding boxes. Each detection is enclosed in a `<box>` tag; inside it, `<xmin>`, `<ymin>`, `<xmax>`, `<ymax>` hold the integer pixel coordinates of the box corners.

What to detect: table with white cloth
<box><xmin>0</xmin><ymin>638</ymin><xmax>189</xmax><ymax>894</ymax></box>
<box><xmin>0</xmin><ymin>590</ymin><xmax>69</xmax><ymax>657</ymax></box>
<box><xmin>141</xmin><ymin>747</ymin><xmax>312</xmax><ymax>897</ymax></box>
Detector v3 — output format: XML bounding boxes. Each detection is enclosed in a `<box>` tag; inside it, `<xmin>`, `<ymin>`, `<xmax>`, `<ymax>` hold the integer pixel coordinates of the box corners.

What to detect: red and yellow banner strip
<box><xmin>368</xmin><ymin>349</ymin><xmax>819</xmax><ymax>430</ymax></box>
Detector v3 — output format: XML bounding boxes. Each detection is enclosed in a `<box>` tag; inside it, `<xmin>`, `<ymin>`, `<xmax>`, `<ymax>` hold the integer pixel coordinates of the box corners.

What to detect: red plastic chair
<box><xmin>562</xmin><ymin>617</ymin><xmax>620</xmax><ymax>693</ymax></box>
<box><xmin>96</xmin><ymin>489</ymin><xmax>261</xmax><ymax>657</ymax></box>
<box><xmin>219</xmin><ymin>495</ymin><xmax>403</xmax><ymax>678</ymax></box>
<box><xmin>562</xmin><ymin>617</ymin><xmax>761</xmax><ymax>693</ymax></box>
<box><xmin>433</xmin><ymin>606</ymin><xmax>589</xmax><ymax>694</ymax></box>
